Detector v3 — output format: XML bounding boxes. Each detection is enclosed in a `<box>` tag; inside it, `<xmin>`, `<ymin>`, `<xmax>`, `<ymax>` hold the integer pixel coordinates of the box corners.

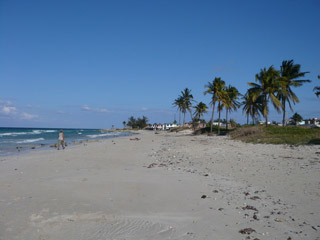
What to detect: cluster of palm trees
<box><xmin>174</xmin><ymin>78</ymin><xmax>241</xmax><ymax>134</ymax></box>
<box><xmin>173</xmin><ymin>88</ymin><xmax>195</xmax><ymax>125</ymax></box>
<box><xmin>204</xmin><ymin>78</ymin><xmax>241</xmax><ymax>134</ymax></box>
<box><xmin>244</xmin><ymin>60</ymin><xmax>310</xmax><ymax>127</ymax></box>
<box><xmin>173</xmin><ymin>59</ymin><xmax>315</xmax><ymax>133</ymax></box>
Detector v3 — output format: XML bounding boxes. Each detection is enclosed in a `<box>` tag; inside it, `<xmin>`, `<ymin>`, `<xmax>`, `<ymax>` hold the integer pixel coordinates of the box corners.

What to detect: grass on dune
<box><xmin>193</xmin><ymin>126</ymin><xmax>234</xmax><ymax>135</ymax></box>
<box><xmin>229</xmin><ymin>125</ymin><xmax>320</xmax><ymax>145</ymax></box>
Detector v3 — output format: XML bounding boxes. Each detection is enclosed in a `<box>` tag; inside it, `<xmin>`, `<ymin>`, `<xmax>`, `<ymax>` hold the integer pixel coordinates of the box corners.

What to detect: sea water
<box><xmin>0</xmin><ymin>128</ymin><xmax>132</xmax><ymax>156</ymax></box>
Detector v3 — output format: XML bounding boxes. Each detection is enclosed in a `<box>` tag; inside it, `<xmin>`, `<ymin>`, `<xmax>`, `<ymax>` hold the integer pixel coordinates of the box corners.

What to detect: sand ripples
<box><xmin>29</xmin><ymin>212</ymin><xmax>186</xmax><ymax>240</ymax></box>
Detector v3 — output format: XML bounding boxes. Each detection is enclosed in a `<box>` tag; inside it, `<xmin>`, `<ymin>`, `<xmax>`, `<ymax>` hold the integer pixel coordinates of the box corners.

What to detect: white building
<box><xmin>258</xmin><ymin>120</ymin><xmax>271</xmax><ymax>125</ymax></box>
<box><xmin>147</xmin><ymin>123</ymin><xmax>179</xmax><ymax>130</ymax></box>
<box><xmin>164</xmin><ymin>123</ymin><xmax>178</xmax><ymax>130</ymax></box>
<box><xmin>304</xmin><ymin>118</ymin><xmax>320</xmax><ymax>127</ymax></box>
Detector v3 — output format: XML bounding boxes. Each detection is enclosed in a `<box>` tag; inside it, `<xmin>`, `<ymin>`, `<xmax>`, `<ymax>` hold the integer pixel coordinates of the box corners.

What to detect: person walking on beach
<box><xmin>57</xmin><ymin>129</ymin><xmax>65</xmax><ymax>150</ymax></box>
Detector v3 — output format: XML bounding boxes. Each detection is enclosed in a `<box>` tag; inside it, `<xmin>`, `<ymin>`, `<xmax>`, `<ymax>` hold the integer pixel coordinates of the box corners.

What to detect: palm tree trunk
<box><xmin>247</xmin><ymin>115</ymin><xmax>249</xmax><ymax>125</ymax></box>
<box><xmin>179</xmin><ymin>111</ymin><xmax>181</xmax><ymax>126</ymax></box>
<box><xmin>218</xmin><ymin>102</ymin><xmax>221</xmax><ymax>135</ymax></box>
<box><xmin>226</xmin><ymin>110</ymin><xmax>228</xmax><ymax>130</ymax></box>
<box><xmin>183</xmin><ymin>112</ymin><xmax>186</xmax><ymax>125</ymax></box>
<box><xmin>265</xmin><ymin>115</ymin><xmax>268</xmax><ymax>127</ymax></box>
<box><xmin>282</xmin><ymin>99</ymin><xmax>286</xmax><ymax>127</ymax></box>
<box><xmin>265</xmin><ymin>95</ymin><xmax>268</xmax><ymax>127</ymax></box>
<box><xmin>189</xmin><ymin>110</ymin><xmax>194</xmax><ymax>129</ymax></box>
<box><xmin>210</xmin><ymin>102</ymin><xmax>216</xmax><ymax>133</ymax></box>
<box><xmin>189</xmin><ymin>110</ymin><xmax>193</xmax><ymax>123</ymax></box>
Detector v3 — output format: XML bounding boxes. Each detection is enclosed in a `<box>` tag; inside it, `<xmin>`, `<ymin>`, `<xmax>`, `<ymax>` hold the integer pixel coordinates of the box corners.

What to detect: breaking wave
<box><xmin>16</xmin><ymin>138</ymin><xmax>45</xmax><ymax>144</ymax></box>
<box><xmin>87</xmin><ymin>132</ymin><xmax>121</xmax><ymax>138</ymax></box>
<box><xmin>0</xmin><ymin>130</ymin><xmax>57</xmax><ymax>137</ymax></box>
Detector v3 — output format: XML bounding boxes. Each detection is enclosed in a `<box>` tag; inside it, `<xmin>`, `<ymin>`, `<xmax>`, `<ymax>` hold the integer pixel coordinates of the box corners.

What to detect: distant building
<box><xmin>146</xmin><ymin>123</ymin><xmax>179</xmax><ymax>130</ymax></box>
<box><xmin>146</xmin><ymin>122</ymin><xmax>206</xmax><ymax>130</ymax></box>
<box><xmin>184</xmin><ymin>122</ymin><xmax>207</xmax><ymax>128</ymax></box>
<box><xmin>183</xmin><ymin>122</ymin><xmax>193</xmax><ymax>128</ymax></box>
<box><xmin>164</xmin><ymin>123</ymin><xmax>178</xmax><ymax>130</ymax></box>
<box><xmin>296</xmin><ymin>120</ymin><xmax>305</xmax><ymax>126</ymax></box>
<box><xmin>304</xmin><ymin>118</ymin><xmax>320</xmax><ymax>127</ymax></box>
<box><xmin>258</xmin><ymin>120</ymin><xmax>271</xmax><ymax>125</ymax></box>
<box><xmin>212</xmin><ymin>122</ymin><xmax>224</xmax><ymax>126</ymax></box>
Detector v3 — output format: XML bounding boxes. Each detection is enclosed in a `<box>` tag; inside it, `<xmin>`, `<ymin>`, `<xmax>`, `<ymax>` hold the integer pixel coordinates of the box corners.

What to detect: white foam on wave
<box><xmin>32</xmin><ymin>130</ymin><xmax>41</xmax><ymax>134</ymax></box>
<box><xmin>43</xmin><ymin>130</ymin><xmax>57</xmax><ymax>133</ymax></box>
<box><xmin>16</xmin><ymin>138</ymin><xmax>45</xmax><ymax>144</ymax></box>
<box><xmin>32</xmin><ymin>130</ymin><xmax>57</xmax><ymax>134</ymax></box>
<box><xmin>0</xmin><ymin>130</ymin><xmax>57</xmax><ymax>137</ymax></box>
<box><xmin>87</xmin><ymin>132</ymin><xmax>121</xmax><ymax>138</ymax></box>
<box><xmin>0</xmin><ymin>132</ymin><xmax>29</xmax><ymax>137</ymax></box>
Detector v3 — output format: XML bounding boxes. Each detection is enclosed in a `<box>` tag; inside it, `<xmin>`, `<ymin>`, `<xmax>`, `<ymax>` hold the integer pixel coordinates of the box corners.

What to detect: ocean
<box><xmin>0</xmin><ymin>128</ymin><xmax>132</xmax><ymax>156</ymax></box>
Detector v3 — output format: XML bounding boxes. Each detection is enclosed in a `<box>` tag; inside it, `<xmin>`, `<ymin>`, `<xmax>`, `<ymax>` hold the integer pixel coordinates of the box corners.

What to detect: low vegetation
<box><xmin>126</xmin><ymin>116</ymin><xmax>148</xmax><ymax>129</ymax></box>
<box><xmin>230</xmin><ymin>125</ymin><xmax>320</xmax><ymax>145</ymax></box>
<box><xmin>170</xmin><ymin>127</ymin><xmax>191</xmax><ymax>132</ymax></box>
<box><xmin>193</xmin><ymin>126</ymin><xmax>234</xmax><ymax>135</ymax></box>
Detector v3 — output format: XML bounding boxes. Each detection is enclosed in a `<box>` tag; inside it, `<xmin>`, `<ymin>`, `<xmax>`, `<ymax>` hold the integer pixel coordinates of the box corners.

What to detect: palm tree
<box><xmin>278</xmin><ymin>60</ymin><xmax>310</xmax><ymax>126</ymax></box>
<box><xmin>314</xmin><ymin>75</ymin><xmax>320</xmax><ymax>97</ymax></box>
<box><xmin>193</xmin><ymin>102</ymin><xmax>208</xmax><ymax>121</ymax></box>
<box><xmin>204</xmin><ymin>77</ymin><xmax>226</xmax><ymax>133</ymax></box>
<box><xmin>242</xmin><ymin>93</ymin><xmax>251</xmax><ymax>125</ymax></box>
<box><xmin>173</xmin><ymin>96</ymin><xmax>184</xmax><ymax>125</ymax></box>
<box><xmin>216</xmin><ymin>88</ymin><xmax>227</xmax><ymax>134</ymax></box>
<box><xmin>179</xmin><ymin>88</ymin><xmax>194</xmax><ymax>124</ymax></box>
<box><xmin>248</xmin><ymin>66</ymin><xmax>282</xmax><ymax>126</ymax></box>
<box><xmin>222</xmin><ymin>85</ymin><xmax>241</xmax><ymax>130</ymax></box>
<box><xmin>242</xmin><ymin>90</ymin><xmax>263</xmax><ymax>125</ymax></box>
<box><xmin>122</xmin><ymin>121</ymin><xmax>126</xmax><ymax>129</ymax></box>
<box><xmin>290</xmin><ymin>112</ymin><xmax>303</xmax><ymax>125</ymax></box>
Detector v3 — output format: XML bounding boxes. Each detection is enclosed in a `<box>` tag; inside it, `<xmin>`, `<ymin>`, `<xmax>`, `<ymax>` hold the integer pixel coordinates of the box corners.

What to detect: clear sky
<box><xmin>1</xmin><ymin>0</ymin><xmax>319</xmax><ymax>128</ymax></box>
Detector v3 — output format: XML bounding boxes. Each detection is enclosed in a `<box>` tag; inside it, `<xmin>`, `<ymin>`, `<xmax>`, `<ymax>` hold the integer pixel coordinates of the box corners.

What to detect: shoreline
<box><xmin>0</xmin><ymin>130</ymin><xmax>319</xmax><ymax>239</ymax></box>
<box><xmin>0</xmin><ymin>129</ymin><xmax>137</xmax><ymax>157</ymax></box>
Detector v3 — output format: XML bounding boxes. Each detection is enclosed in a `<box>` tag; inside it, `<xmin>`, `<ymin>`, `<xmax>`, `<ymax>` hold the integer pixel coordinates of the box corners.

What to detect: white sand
<box><xmin>0</xmin><ymin>130</ymin><xmax>319</xmax><ymax>240</ymax></box>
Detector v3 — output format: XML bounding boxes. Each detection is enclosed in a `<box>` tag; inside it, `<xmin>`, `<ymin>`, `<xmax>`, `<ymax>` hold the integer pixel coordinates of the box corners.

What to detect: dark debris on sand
<box><xmin>239</xmin><ymin>228</ymin><xmax>256</xmax><ymax>235</ymax></box>
<box><xmin>250</xmin><ymin>196</ymin><xmax>261</xmax><ymax>200</ymax></box>
<box><xmin>242</xmin><ymin>205</ymin><xmax>258</xmax><ymax>212</ymax></box>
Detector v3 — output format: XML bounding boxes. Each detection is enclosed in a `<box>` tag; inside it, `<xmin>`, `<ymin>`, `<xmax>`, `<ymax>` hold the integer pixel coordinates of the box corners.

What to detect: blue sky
<box><xmin>0</xmin><ymin>0</ymin><xmax>319</xmax><ymax>128</ymax></box>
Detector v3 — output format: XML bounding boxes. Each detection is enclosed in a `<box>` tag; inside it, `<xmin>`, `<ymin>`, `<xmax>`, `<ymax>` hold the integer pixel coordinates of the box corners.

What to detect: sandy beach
<box><xmin>0</xmin><ymin>130</ymin><xmax>319</xmax><ymax>240</ymax></box>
